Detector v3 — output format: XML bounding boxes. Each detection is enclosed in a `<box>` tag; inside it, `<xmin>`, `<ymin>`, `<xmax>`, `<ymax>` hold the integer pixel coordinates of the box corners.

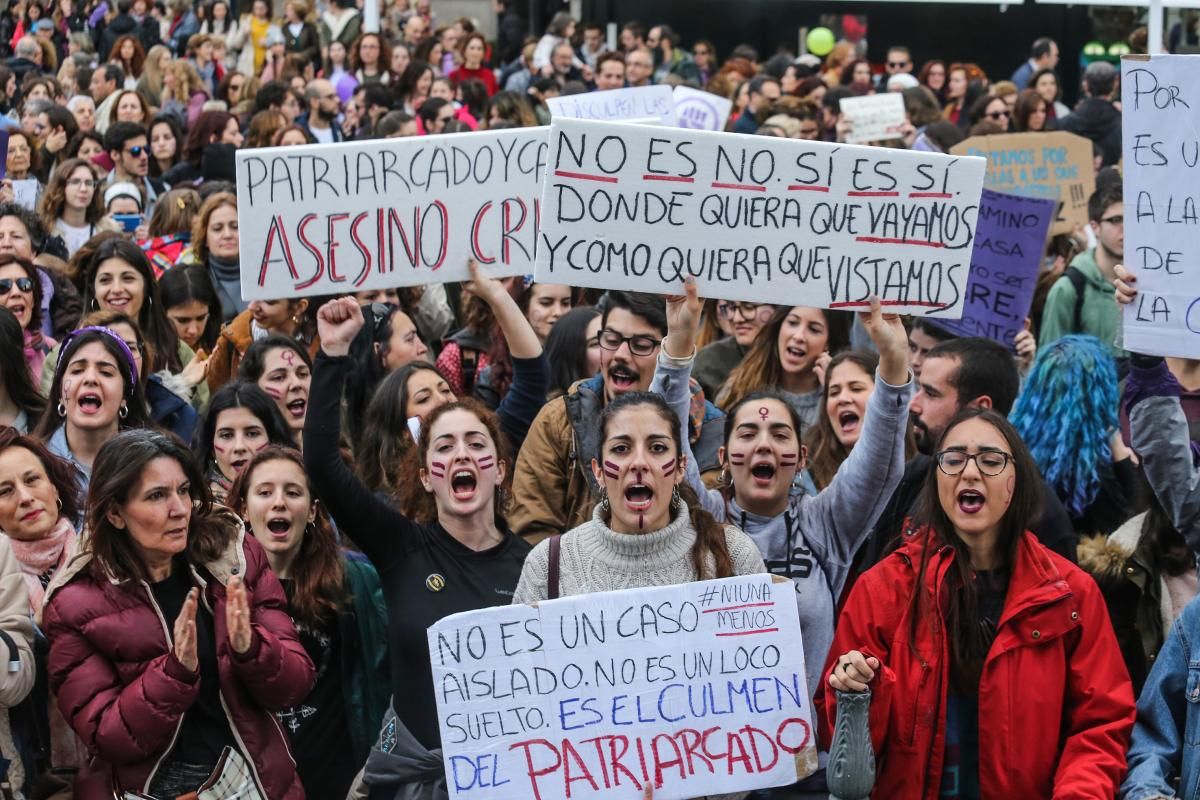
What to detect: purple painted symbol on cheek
<box><xmin>779</xmin><ymin>452</ymin><xmax>799</xmax><ymax>467</ymax></box>
<box><xmin>429</xmin><ymin>460</ymin><xmax>446</xmax><ymax>479</ymax></box>
<box><xmin>660</xmin><ymin>457</ymin><xmax>677</xmax><ymax>476</ymax></box>
<box><xmin>729</xmin><ymin>453</ymin><xmax>746</xmax><ymax>465</ymax></box>
<box><xmin>602</xmin><ymin>460</ymin><xmax>621</xmax><ymax>479</ymax></box>
<box><xmin>476</xmin><ymin>455</ymin><xmax>494</xmax><ymax>470</ymax></box>
<box><xmin>213</xmin><ymin>443</ymin><xmax>226</xmax><ymax>454</ymax></box>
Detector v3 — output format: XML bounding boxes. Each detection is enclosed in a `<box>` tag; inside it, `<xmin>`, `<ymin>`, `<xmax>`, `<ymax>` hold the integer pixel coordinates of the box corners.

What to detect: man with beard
<box><xmin>855</xmin><ymin>336</ymin><xmax>1077</xmax><ymax>571</ymax></box>
<box><xmin>647</xmin><ymin>24</ymin><xmax>699</xmax><ymax>84</ymax></box>
<box><xmin>302</xmin><ymin>79</ymin><xmax>344</xmax><ymax>144</ymax></box>
<box><xmin>511</xmin><ymin>291</ymin><xmax>725</xmax><ymax>543</ymax></box>
<box><xmin>1040</xmin><ymin>180</ymin><xmax>1126</xmax><ymax>366</ymax></box>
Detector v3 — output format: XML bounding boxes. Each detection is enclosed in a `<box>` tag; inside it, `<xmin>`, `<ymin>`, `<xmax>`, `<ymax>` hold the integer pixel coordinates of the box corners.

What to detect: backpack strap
<box><xmin>1063</xmin><ymin>266</ymin><xmax>1087</xmax><ymax>334</ymax></box>
<box><xmin>547</xmin><ymin>535</ymin><xmax>561</xmax><ymax>600</ymax></box>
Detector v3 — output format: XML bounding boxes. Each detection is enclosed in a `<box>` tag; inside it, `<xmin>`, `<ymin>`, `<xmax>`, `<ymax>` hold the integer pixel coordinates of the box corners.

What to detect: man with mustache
<box><xmin>857</xmin><ymin>336</ymin><xmax>1077</xmax><ymax>569</ymax></box>
<box><xmin>511</xmin><ymin>291</ymin><xmax>725</xmax><ymax>543</ymax></box>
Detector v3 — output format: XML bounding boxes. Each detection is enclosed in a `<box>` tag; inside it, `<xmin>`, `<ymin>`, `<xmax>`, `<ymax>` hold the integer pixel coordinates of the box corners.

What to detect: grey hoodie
<box><xmin>651</xmin><ymin>350</ymin><xmax>912</xmax><ymax>707</ymax></box>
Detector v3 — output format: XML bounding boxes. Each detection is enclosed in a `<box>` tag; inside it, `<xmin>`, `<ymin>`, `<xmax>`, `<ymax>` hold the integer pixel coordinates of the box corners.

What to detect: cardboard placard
<box><xmin>535</xmin><ymin>119</ymin><xmax>986</xmax><ymax>318</ymax></box>
<box><xmin>840</xmin><ymin>93</ymin><xmax>907</xmax><ymax>144</ymax></box>
<box><xmin>430</xmin><ymin>575</ymin><xmax>816</xmax><ymax>800</ymax></box>
<box><xmin>548</xmin><ymin>85</ymin><xmax>678</xmax><ymax>126</ymax></box>
<box><xmin>951</xmin><ymin>131</ymin><xmax>1095</xmax><ymax>235</ymax></box>
<box><xmin>233</xmin><ymin>128</ymin><xmax>546</xmax><ymax>301</ymax></box>
<box><xmin>930</xmin><ymin>188</ymin><xmax>1055</xmax><ymax>348</ymax></box>
<box><xmin>1120</xmin><ymin>54</ymin><xmax>1200</xmax><ymax>358</ymax></box>
<box><xmin>673</xmin><ymin>86</ymin><xmax>733</xmax><ymax>132</ymax></box>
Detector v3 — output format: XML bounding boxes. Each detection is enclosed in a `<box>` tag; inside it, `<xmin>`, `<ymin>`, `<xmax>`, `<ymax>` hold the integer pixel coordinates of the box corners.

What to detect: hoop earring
<box><xmin>671</xmin><ymin>484</ymin><xmax>682</xmax><ymax>510</ymax></box>
<box><xmin>89</xmin><ymin>298</ymin><xmax>98</xmax><ymax>312</ymax></box>
<box><xmin>56</xmin><ymin>497</ymin><xmax>62</xmax><ymax>511</ymax></box>
<box><xmin>57</xmin><ymin>401</ymin><xmax>66</xmax><ymax>417</ymax></box>
<box><xmin>598</xmin><ymin>488</ymin><xmax>610</xmax><ymax>515</ymax></box>
<box><xmin>118</xmin><ymin>402</ymin><xmax>128</xmax><ymax>419</ymax></box>
<box><xmin>719</xmin><ymin>466</ymin><xmax>730</xmax><ymax>488</ymax></box>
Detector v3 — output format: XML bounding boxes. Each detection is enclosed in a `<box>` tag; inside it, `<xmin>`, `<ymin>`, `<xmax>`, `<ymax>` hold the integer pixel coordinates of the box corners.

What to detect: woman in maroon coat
<box><xmin>42</xmin><ymin>429</ymin><xmax>315</xmax><ymax>799</ymax></box>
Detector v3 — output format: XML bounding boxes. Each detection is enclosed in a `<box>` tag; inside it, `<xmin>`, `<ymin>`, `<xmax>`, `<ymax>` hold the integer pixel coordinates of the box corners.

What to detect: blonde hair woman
<box><xmin>162</xmin><ymin>59</ymin><xmax>209</xmax><ymax>128</ymax></box>
<box><xmin>136</xmin><ymin>44</ymin><xmax>173</xmax><ymax>107</ymax></box>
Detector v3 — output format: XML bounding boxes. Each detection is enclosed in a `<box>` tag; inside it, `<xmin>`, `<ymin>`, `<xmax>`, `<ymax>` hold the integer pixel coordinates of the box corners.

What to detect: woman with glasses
<box><xmin>820</xmin><ymin>408</ymin><xmax>1133</xmax><ymax>800</ymax></box>
<box><xmin>693</xmin><ymin>300</ymin><xmax>775</xmax><ymax>399</ymax></box>
<box><xmin>692</xmin><ymin>39</ymin><xmax>716</xmax><ymax>86</ymax></box>
<box><xmin>0</xmin><ymin>255</ymin><xmax>53</xmax><ymax>382</ymax></box>
<box><xmin>36</xmin><ymin>158</ymin><xmax>117</xmax><ymax>257</ymax></box>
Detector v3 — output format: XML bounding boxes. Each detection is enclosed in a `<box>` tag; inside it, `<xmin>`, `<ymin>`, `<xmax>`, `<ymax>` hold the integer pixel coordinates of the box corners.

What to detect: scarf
<box><xmin>9</xmin><ymin>515</ymin><xmax>76</xmax><ymax>617</ymax></box>
<box><xmin>23</xmin><ymin>328</ymin><xmax>48</xmax><ymax>386</ymax></box>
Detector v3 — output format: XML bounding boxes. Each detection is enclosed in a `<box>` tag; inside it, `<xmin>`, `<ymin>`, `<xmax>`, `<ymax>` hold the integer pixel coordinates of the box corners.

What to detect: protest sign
<box><xmin>535</xmin><ymin>118</ymin><xmax>987</xmax><ymax>317</ymax></box>
<box><xmin>11</xmin><ymin>179</ymin><xmax>37</xmax><ymax>212</ymax></box>
<box><xmin>930</xmin><ymin>188</ymin><xmax>1054</xmax><ymax>348</ymax></box>
<box><xmin>548</xmin><ymin>85</ymin><xmax>678</xmax><ymax>126</ymax></box>
<box><xmin>840</xmin><ymin>93</ymin><xmax>907</xmax><ymax>144</ymax></box>
<box><xmin>673</xmin><ymin>86</ymin><xmax>733</xmax><ymax>132</ymax></box>
<box><xmin>951</xmin><ymin>131</ymin><xmax>1094</xmax><ymax>235</ymax></box>
<box><xmin>234</xmin><ymin>127</ymin><xmax>546</xmax><ymax>301</ymax></box>
<box><xmin>430</xmin><ymin>575</ymin><xmax>815</xmax><ymax>800</ymax></box>
<box><xmin>1120</xmin><ymin>54</ymin><xmax>1200</xmax><ymax>358</ymax></box>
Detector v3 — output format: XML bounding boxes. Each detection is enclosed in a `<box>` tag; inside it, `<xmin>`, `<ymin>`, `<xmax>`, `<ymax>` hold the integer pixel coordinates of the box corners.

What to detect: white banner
<box><xmin>430</xmin><ymin>575</ymin><xmax>815</xmax><ymax>800</ymax></box>
<box><xmin>535</xmin><ymin>119</ymin><xmax>986</xmax><ymax>317</ymax></box>
<box><xmin>1120</xmin><ymin>54</ymin><xmax>1200</xmax><ymax>357</ymax></box>
<box><xmin>673</xmin><ymin>86</ymin><xmax>733</xmax><ymax>132</ymax></box>
<box><xmin>234</xmin><ymin>128</ymin><xmax>547</xmax><ymax>301</ymax></box>
<box><xmin>840</xmin><ymin>93</ymin><xmax>907</xmax><ymax>144</ymax></box>
<box><xmin>548</xmin><ymin>85</ymin><xmax>678</xmax><ymax>126</ymax></box>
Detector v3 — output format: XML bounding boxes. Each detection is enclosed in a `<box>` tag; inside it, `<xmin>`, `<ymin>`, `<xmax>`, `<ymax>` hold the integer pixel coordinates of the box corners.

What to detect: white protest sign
<box><xmin>548</xmin><ymin>85</ymin><xmax>678</xmax><ymax>126</ymax></box>
<box><xmin>11</xmin><ymin>179</ymin><xmax>37</xmax><ymax>212</ymax></box>
<box><xmin>673</xmin><ymin>86</ymin><xmax>732</xmax><ymax>132</ymax></box>
<box><xmin>840</xmin><ymin>93</ymin><xmax>907</xmax><ymax>144</ymax></box>
<box><xmin>1121</xmin><ymin>54</ymin><xmax>1200</xmax><ymax>357</ymax></box>
<box><xmin>430</xmin><ymin>575</ymin><xmax>815</xmax><ymax>800</ymax></box>
<box><xmin>234</xmin><ymin>128</ymin><xmax>547</xmax><ymax>301</ymax></box>
<box><xmin>535</xmin><ymin>119</ymin><xmax>987</xmax><ymax>318</ymax></box>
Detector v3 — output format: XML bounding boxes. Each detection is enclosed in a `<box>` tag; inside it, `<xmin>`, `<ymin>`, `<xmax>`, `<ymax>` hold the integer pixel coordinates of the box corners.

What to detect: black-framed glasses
<box><xmin>717</xmin><ymin>301</ymin><xmax>767</xmax><ymax>320</ymax></box>
<box><xmin>935</xmin><ymin>449</ymin><xmax>1014</xmax><ymax>477</ymax></box>
<box><xmin>0</xmin><ymin>277</ymin><xmax>33</xmax><ymax>295</ymax></box>
<box><xmin>1100</xmin><ymin>215</ymin><xmax>1124</xmax><ymax>226</ymax></box>
<box><xmin>597</xmin><ymin>328</ymin><xmax>660</xmax><ymax>357</ymax></box>
<box><xmin>126</xmin><ymin>145</ymin><xmax>147</xmax><ymax>157</ymax></box>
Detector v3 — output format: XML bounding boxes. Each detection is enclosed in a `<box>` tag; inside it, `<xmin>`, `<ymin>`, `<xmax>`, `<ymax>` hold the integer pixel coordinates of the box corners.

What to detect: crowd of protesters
<box><xmin>0</xmin><ymin>0</ymin><xmax>1184</xmax><ymax>798</ymax></box>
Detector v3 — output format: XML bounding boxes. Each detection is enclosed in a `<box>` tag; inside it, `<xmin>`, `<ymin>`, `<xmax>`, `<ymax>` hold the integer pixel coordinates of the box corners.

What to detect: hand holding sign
<box><xmin>663</xmin><ymin>277</ymin><xmax>703</xmax><ymax>358</ymax></box>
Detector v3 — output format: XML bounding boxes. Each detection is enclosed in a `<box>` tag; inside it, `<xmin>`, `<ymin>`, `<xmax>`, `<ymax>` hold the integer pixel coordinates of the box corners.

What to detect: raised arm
<box><xmin>305</xmin><ymin>298</ymin><xmax>421</xmax><ymax>570</ymax></box>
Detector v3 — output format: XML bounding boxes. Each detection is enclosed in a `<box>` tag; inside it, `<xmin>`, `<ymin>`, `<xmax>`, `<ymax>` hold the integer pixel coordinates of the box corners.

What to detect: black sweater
<box><xmin>304</xmin><ymin>353</ymin><xmax>531</xmax><ymax>750</ymax></box>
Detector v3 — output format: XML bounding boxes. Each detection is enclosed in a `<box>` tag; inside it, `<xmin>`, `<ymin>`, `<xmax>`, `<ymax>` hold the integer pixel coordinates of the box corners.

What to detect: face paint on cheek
<box><xmin>429</xmin><ymin>460</ymin><xmax>446</xmax><ymax>479</ymax></box>
<box><xmin>660</xmin><ymin>457</ymin><xmax>676</xmax><ymax>476</ymax></box>
<box><xmin>602</xmin><ymin>460</ymin><xmax>620</xmax><ymax>480</ymax></box>
<box><xmin>779</xmin><ymin>452</ymin><xmax>799</xmax><ymax>467</ymax></box>
<box><xmin>728</xmin><ymin>453</ymin><xmax>746</xmax><ymax>465</ymax></box>
<box><xmin>638</xmin><ymin>512</ymin><xmax>644</xmax><ymax>530</ymax></box>
<box><xmin>262</xmin><ymin>386</ymin><xmax>283</xmax><ymax>399</ymax></box>
<box><xmin>475</xmin><ymin>455</ymin><xmax>494</xmax><ymax>470</ymax></box>
<box><xmin>213</xmin><ymin>443</ymin><xmax>226</xmax><ymax>454</ymax></box>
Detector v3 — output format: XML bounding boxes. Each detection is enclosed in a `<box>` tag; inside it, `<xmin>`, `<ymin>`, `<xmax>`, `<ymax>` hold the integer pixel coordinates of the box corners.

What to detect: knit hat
<box><xmin>103</xmin><ymin>181</ymin><xmax>143</xmax><ymax>210</ymax></box>
<box><xmin>886</xmin><ymin>73</ymin><xmax>920</xmax><ymax>91</ymax></box>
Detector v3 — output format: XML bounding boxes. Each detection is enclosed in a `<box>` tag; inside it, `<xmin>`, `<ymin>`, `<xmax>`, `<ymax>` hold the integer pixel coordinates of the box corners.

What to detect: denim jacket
<box><xmin>1123</xmin><ymin>594</ymin><xmax>1200</xmax><ymax>799</ymax></box>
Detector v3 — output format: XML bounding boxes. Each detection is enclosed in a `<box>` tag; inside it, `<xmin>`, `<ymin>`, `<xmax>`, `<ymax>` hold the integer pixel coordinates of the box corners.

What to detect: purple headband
<box><xmin>55</xmin><ymin>325</ymin><xmax>139</xmax><ymax>391</ymax></box>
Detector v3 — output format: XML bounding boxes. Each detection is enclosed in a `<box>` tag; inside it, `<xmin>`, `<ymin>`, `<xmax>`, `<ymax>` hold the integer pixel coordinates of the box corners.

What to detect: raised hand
<box><xmin>1014</xmin><ymin>318</ymin><xmax>1037</xmax><ymax>374</ymax></box>
<box><xmin>317</xmin><ymin>296</ymin><xmax>365</xmax><ymax>357</ymax></box>
<box><xmin>663</xmin><ymin>277</ymin><xmax>702</xmax><ymax>358</ymax></box>
<box><xmin>226</xmin><ymin>575</ymin><xmax>253</xmax><ymax>655</ymax></box>
<box><xmin>463</xmin><ymin>259</ymin><xmax>511</xmax><ymax>308</ymax></box>
<box><xmin>828</xmin><ymin>649</ymin><xmax>880</xmax><ymax>693</ymax></box>
<box><xmin>859</xmin><ymin>297</ymin><xmax>910</xmax><ymax>386</ymax></box>
<box><xmin>173</xmin><ymin>588</ymin><xmax>199</xmax><ymax>672</ymax></box>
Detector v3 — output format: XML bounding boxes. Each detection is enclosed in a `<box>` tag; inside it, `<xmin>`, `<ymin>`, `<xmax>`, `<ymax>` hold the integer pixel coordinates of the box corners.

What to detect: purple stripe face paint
<box><xmin>660</xmin><ymin>458</ymin><xmax>677</xmax><ymax>476</ymax></box>
<box><xmin>779</xmin><ymin>453</ymin><xmax>799</xmax><ymax>467</ymax></box>
<box><xmin>729</xmin><ymin>453</ymin><xmax>746</xmax><ymax>465</ymax></box>
<box><xmin>602</xmin><ymin>460</ymin><xmax>621</xmax><ymax>479</ymax></box>
<box><xmin>429</xmin><ymin>460</ymin><xmax>446</xmax><ymax>478</ymax></box>
<box><xmin>476</xmin><ymin>456</ymin><xmax>495</xmax><ymax>470</ymax></box>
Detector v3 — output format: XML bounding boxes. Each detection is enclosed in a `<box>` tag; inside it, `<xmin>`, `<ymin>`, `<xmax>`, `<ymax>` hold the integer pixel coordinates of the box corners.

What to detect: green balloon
<box><xmin>807</xmin><ymin>27</ymin><xmax>835</xmax><ymax>57</ymax></box>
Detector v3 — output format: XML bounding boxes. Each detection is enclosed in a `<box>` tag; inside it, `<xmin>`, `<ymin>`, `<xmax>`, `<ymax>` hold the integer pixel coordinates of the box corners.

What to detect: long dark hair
<box><xmin>345</xmin><ymin>303</ymin><xmax>405</xmax><ymax>442</ymax></box>
<box><xmin>236</xmin><ymin>335</ymin><xmax>313</xmax><ymax>383</ymax></box>
<box><xmin>356</xmin><ymin>361</ymin><xmax>443</xmax><ymax>505</ymax></box>
<box><xmin>158</xmin><ymin>265</ymin><xmax>222</xmax><ymax>352</ymax></box>
<box><xmin>87</xmin><ymin>429</ymin><xmax>238</xmax><ymax>583</ymax></box>
<box><xmin>147</xmin><ymin>113</ymin><xmax>183</xmax><ymax>178</ymax></box>
<box><xmin>544</xmin><ymin>306</ymin><xmax>600</xmax><ymax>398</ymax></box>
<box><xmin>194</xmin><ymin>382</ymin><xmax>293</xmax><ymax>469</ymax></box>
<box><xmin>0</xmin><ymin>255</ymin><xmax>44</xmax><ymax>333</ymax></box>
<box><xmin>229</xmin><ymin>445</ymin><xmax>345</xmax><ymax>627</ymax></box>
<box><xmin>805</xmin><ymin>351</ymin><xmax>879</xmax><ymax>490</ymax></box>
<box><xmin>0</xmin><ymin>307</ymin><xmax>46</xmax><ymax>422</ymax></box>
<box><xmin>908</xmin><ymin>408</ymin><xmax>1042</xmax><ymax>677</ymax></box>
<box><xmin>34</xmin><ymin>327</ymin><xmax>153</xmax><ymax>440</ymax></box>
<box><xmin>598</xmin><ymin>392</ymin><xmax>733</xmax><ymax>580</ymax></box>
<box><xmin>0</xmin><ymin>427</ymin><xmax>81</xmax><ymax>524</ymax></box>
<box><xmin>79</xmin><ymin>237</ymin><xmax>182</xmax><ymax>373</ymax></box>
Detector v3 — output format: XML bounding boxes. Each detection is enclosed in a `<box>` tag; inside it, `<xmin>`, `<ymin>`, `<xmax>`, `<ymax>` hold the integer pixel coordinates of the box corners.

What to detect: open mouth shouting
<box><xmin>838</xmin><ymin>409</ymin><xmax>861</xmax><ymax>436</ymax></box>
<box><xmin>623</xmin><ymin>481</ymin><xmax>654</xmax><ymax>512</ymax></box>
<box><xmin>76</xmin><ymin>391</ymin><xmax>104</xmax><ymax>416</ymax></box>
<box><xmin>957</xmin><ymin>488</ymin><xmax>985</xmax><ymax>514</ymax></box>
<box><xmin>607</xmin><ymin>364</ymin><xmax>639</xmax><ymax>392</ymax></box>
<box><xmin>749</xmin><ymin>460</ymin><xmax>777</xmax><ymax>487</ymax></box>
<box><xmin>450</xmin><ymin>468</ymin><xmax>478</xmax><ymax>501</ymax></box>
<box><xmin>265</xmin><ymin>516</ymin><xmax>293</xmax><ymax>540</ymax></box>
<box><xmin>285</xmin><ymin>398</ymin><xmax>307</xmax><ymax>420</ymax></box>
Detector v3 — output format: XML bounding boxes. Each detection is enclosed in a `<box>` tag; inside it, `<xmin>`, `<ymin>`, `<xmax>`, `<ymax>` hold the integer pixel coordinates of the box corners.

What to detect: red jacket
<box><xmin>42</xmin><ymin>522</ymin><xmax>315</xmax><ymax>799</ymax></box>
<box><xmin>817</xmin><ymin>529</ymin><xmax>1134</xmax><ymax>800</ymax></box>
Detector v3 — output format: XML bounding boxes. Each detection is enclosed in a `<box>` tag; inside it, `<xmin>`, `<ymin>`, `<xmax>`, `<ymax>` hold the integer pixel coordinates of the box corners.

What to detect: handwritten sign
<box><xmin>673</xmin><ymin>86</ymin><xmax>732</xmax><ymax>132</ymax></box>
<box><xmin>430</xmin><ymin>575</ymin><xmax>815</xmax><ymax>800</ymax></box>
<box><xmin>951</xmin><ymin>131</ymin><xmax>1094</xmax><ymax>236</ymax></box>
<box><xmin>840</xmin><ymin>93</ymin><xmax>907</xmax><ymax>144</ymax></box>
<box><xmin>11</xmin><ymin>179</ymin><xmax>37</xmax><ymax>212</ymax></box>
<box><xmin>535</xmin><ymin>118</ymin><xmax>986</xmax><ymax>317</ymax></box>
<box><xmin>233</xmin><ymin>128</ymin><xmax>546</xmax><ymax>301</ymax></box>
<box><xmin>930</xmin><ymin>189</ymin><xmax>1054</xmax><ymax>348</ymax></box>
<box><xmin>548</xmin><ymin>85</ymin><xmax>678</xmax><ymax>126</ymax></box>
<box><xmin>1121</xmin><ymin>54</ymin><xmax>1200</xmax><ymax>358</ymax></box>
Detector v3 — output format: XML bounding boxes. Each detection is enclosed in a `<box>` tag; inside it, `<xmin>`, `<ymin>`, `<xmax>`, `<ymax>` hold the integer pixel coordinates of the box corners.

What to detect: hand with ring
<box><xmin>828</xmin><ymin>649</ymin><xmax>880</xmax><ymax>693</ymax></box>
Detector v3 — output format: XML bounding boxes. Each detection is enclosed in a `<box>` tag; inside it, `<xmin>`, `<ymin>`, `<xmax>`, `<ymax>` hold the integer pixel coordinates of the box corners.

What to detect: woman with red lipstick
<box><xmin>820</xmin><ymin>409</ymin><xmax>1134</xmax><ymax>799</ymax></box>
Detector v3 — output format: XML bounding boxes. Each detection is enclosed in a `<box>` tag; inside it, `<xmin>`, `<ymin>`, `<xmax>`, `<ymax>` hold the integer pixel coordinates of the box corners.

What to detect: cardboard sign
<box><xmin>535</xmin><ymin>118</ymin><xmax>987</xmax><ymax>318</ymax></box>
<box><xmin>673</xmin><ymin>86</ymin><xmax>733</xmax><ymax>132</ymax></box>
<box><xmin>951</xmin><ymin>131</ymin><xmax>1095</xmax><ymax>235</ymax></box>
<box><xmin>233</xmin><ymin>128</ymin><xmax>546</xmax><ymax>301</ymax></box>
<box><xmin>840</xmin><ymin>93</ymin><xmax>907</xmax><ymax>144</ymax></box>
<box><xmin>930</xmin><ymin>188</ymin><xmax>1054</xmax><ymax>348</ymax></box>
<box><xmin>1120</xmin><ymin>54</ymin><xmax>1200</xmax><ymax>358</ymax></box>
<box><xmin>548</xmin><ymin>85</ymin><xmax>678</xmax><ymax>126</ymax></box>
<box><xmin>430</xmin><ymin>575</ymin><xmax>816</xmax><ymax>800</ymax></box>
